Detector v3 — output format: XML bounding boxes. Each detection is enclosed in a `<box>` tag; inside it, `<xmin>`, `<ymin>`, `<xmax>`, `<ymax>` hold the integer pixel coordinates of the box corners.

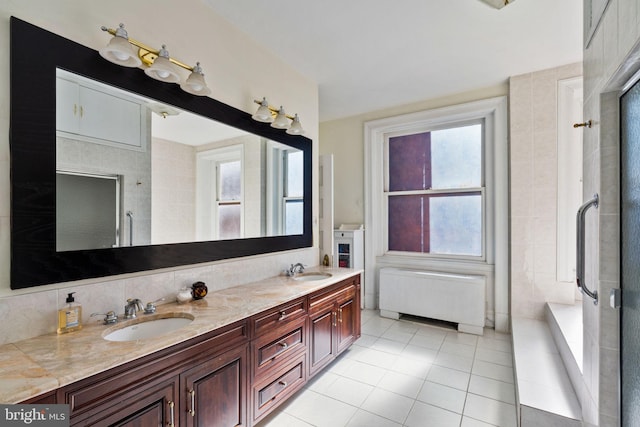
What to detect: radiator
<box><xmin>379</xmin><ymin>267</ymin><xmax>486</xmax><ymax>335</ymax></box>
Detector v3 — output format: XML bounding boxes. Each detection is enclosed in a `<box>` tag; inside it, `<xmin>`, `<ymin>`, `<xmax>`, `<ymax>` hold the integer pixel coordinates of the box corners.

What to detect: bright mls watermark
<box><xmin>0</xmin><ymin>405</ymin><xmax>69</xmax><ymax>426</ymax></box>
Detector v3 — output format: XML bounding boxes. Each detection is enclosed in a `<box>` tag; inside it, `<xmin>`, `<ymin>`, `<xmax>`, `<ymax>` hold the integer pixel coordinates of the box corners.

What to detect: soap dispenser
<box><xmin>57</xmin><ymin>292</ymin><xmax>82</xmax><ymax>334</ymax></box>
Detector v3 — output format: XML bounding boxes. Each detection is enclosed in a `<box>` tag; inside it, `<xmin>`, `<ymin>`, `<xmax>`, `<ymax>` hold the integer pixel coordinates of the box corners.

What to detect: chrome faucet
<box><xmin>288</xmin><ymin>263</ymin><xmax>306</xmax><ymax>276</ymax></box>
<box><xmin>124</xmin><ymin>298</ymin><xmax>144</xmax><ymax>319</ymax></box>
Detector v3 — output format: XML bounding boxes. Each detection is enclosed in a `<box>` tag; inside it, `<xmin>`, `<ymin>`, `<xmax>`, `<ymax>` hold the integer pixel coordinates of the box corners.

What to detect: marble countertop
<box><xmin>0</xmin><ymin>267</ymin><xmax>360</xmax><ymax>403</ymax></box>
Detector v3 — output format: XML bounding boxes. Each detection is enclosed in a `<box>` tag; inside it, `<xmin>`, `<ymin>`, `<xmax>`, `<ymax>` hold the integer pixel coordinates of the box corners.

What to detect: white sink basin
<box><xmin>293</xmin><ymin>272</ymin><xmax>332</xmax><ymax>281</ymax></box>
<box><xmin>103</xmin><ymin>314</ymin><xmax>194</xmax><ymax>342</ymax></box>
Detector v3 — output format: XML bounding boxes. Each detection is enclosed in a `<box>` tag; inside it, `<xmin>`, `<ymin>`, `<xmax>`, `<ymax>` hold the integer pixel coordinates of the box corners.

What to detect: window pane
<box><xmin>218</xmin><ymin>204</ymin><xmax>240</xmax><ymax>239</ymax></box>
<box><xmin>431</xmin><ymin>124</ymin><xmax>482</xmax><ymax>189</ymax></box>
<box><xmin>429</xmin><ymin>194</ymin><xmax>482</xmax><ymax>256</ymax></box>
<box><xmin>286</xmin><ymin>151</ymin><xmax>304</xmax><ymax>197</ymax></box>
<box><xmin>285</xmin><ymin>200</ymin><xmax>303</xmax><ymax>234</ymax></box>
<box><xmin>389</xmin><ymin>133</ymin><xmax>430</xmax><ymax>191</ymax></box>
<box><xmin>219</xmin><ymin>160</ymin><xmax>241</xmax><ymax>200</ymax></box>
<box><xmin>388</xmin><ymin>195</ymin><xmax>429</xmax><ymax>252</ymax></box>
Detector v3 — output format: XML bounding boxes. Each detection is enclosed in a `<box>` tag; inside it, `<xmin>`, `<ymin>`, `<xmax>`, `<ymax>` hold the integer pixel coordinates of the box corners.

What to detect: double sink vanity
<box><xmin>2</xmin><ymin>268</ymin><xmax>361</xmax><ymax>426</ymax></box>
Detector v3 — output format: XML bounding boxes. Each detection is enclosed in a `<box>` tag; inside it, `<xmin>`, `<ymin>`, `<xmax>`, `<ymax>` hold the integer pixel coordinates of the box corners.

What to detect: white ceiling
<box><xmin>203</xmin><ymin>0</ymin><xmax>583</xmax><ymax>122</ymax></box>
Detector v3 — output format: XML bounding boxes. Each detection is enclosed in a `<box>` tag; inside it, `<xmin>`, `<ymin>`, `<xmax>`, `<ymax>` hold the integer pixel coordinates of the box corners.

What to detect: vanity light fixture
<box><xmin>252</xmin><ymin>98</ymin><xmax>305</xmax><ymax>135</ymax></box>
<box><xmin>100</xmin><ymin>23</ymin><xmax>212</xmax><ymax>96</ymax></box>
<box><xmin>479</xmin><ymin>0</ymin><xmax>516</xmax><ymax>9</ymax></box>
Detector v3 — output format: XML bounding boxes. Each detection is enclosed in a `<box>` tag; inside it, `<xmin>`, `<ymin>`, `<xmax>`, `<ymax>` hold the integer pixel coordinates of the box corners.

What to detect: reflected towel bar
<box><xmin>576</xmin><ymin>194</ymin><xmax>599</xmax><ymax>305</ymax></box>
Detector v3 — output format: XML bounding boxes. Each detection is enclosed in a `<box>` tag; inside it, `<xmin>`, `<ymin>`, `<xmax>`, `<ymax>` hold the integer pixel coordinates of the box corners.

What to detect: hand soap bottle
<box><xmin>57</xmin><ymin>292</ymin><xmax>82</xmax><ymax>334</ymax></box>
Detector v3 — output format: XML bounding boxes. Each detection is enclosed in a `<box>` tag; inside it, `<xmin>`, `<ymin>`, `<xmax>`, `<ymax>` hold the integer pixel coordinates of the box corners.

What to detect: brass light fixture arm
<box><xmin>101</xmin><ymin>26</ymin><xmax>194</xmax><ymax>71</ymax></box>
<box><xmin>253</xmin><ymin>98</ymin><xmax>296</xmax><ymax>120</ymax></box>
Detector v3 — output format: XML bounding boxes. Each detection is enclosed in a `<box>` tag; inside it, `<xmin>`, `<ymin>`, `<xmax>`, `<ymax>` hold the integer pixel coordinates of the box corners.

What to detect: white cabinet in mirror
<box><xmin>55</xmin><ymin>68</ymin><xmax>304</xmax><ymax>252</ymax></box>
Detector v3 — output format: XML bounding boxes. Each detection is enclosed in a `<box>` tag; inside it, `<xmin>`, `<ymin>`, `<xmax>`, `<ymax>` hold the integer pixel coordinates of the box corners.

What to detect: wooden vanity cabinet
<box><xmin>29</xmin><ymin>274</ymin><xmax>361</xmax><ymax>427</ymax></box>
<box><xmin>58</xmin><ymin>320</ymin><xmax>249</xmax><ymax>427</ymax></box>
<box><xmin>309</xmin><ymin>275</ymin><xmax>361</xmax><ymax>377</ymax></box>
<box><xmin>249</xmin><ymin>298</ymin><xmax>308</xmax><ymax>425</ymax></box>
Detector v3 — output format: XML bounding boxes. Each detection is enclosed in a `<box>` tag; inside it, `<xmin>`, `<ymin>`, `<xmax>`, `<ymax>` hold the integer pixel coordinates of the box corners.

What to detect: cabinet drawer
<box><xmin>252</xmin><ymin>298</ymin><xmax>307</xmax><ymax>336</ymax></box>
<box><xmin>253</xmin><ymin>355</ymin><xmax>306</xmax><ymax>421</ymax></box>
<box><xmin>309</xmin><ymin>282</ymin><xmax>355</xmax><ymax>313</ymax></box>
<box><xmin>253</xmin><ymin>317</ymin><xmax>306</xmax><ymax>378</ymax></box>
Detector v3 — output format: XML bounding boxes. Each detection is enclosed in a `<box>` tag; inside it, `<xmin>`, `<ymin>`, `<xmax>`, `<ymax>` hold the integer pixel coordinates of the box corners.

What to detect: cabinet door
<box><xmin>71</xmin><ymin>378</ymin><xmax>177</xmax><ymax>427</ymax></box>
<box><xmin>181</xmin><ymin>344</ymin><xmax>248</xmax><ymax>427</ymax></box>
<box><xmin>56</xmin><ymin>77</ymin><xmax>80</xmax><ymax>134</ymax></box>
<box><xmin>309</xmin><ymin>304</ymin><xmax>336</xmax><ymax>376</ymax></box>
<box><xmin>337</xmin><ymin>295</ymin><xmax>357</xmax><ymax>354</ymax></box>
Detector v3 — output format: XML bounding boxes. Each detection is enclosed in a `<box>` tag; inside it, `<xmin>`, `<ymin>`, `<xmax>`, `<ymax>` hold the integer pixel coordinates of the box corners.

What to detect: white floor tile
<box><xmin>258</xmin><ymin>410</ymin><xmax>315</xmax><ymax>426</ymax></box>
<box><xmin>401</xmin><ymin>344</ymin><xmax>439</xmax><ymax>363</ymax></box>
<box><xmin>371</xmin><ymin>337</ymin><xmax>408</xmax><ymax>354</ymax></box>
<box><xmin>319</xmin><ymin>375</ymin><xmax>375</xmax><ymax>407</ymax></box>
<box><xmin>360</xmin><ymin>388</ymin><xmax>415</xmax><ymax>424</ymax></box>
<box><xmin>434</xmin><ymin>351</ymin><xmax>474</xmax><ymax>372</ymax></box>
<box><xmin>477</xmin><ymin>336</ymin><xmax>513</xmax><ymax>353</ymax></box>
<box><xmin>440</xmin><ymin>341</ymin><xmax>477</xmax><ymax>358</ymax></box>
<box><xmin>468</xmin><ymin>374</ymin><xmax>516</xmax><ymax>404</ymax></box>
<box><xmin>351</xmin><ymin>347</ymin><xmax>399</xmax><ymax>369</ymax></box>
<box><xmin>377</xmin><ymin>370</ymin><xmax>425</xmax><ymax>399</ymax></box>
<box><xmin>329</xmin><ymin>358</ymin><xmax>388</xmax><ymax>386</ymax></box>
<box><xmin>390</xmin><ymin>355</ymin><xmax>433</xmax><ymax>379</ymax></box>
<box><xmin>353</xmin><ymin>333</ymin><xmax>378</xmax><ymax>348</ymax></box>
<box><xmin>461</xmin><ymin>416</ymin><xmax>497</xmax><ymax>427</ymax></box>
<box><xmin>472</xmin><ymin>359</ymin><xmax>514</xmax><ymax>383</ymax></box>
<box><xmin>445</xmin><ymin>331</ymin><xmax>479</xmax><ymax>346</ymax></box>
<box><xmin>475</xmin><ymin>346</ymin><xmax>513</xmax><ymax>367</ymax></box>
<box><xmin>417</xmin><ymin>380</ymin><xmax>468</xmax><ymax>414</ymax></box>
<box><xmin>381</xmin><ymin>328</ymin><xmax>415</xmax><ymax>344</ymax></box>
<box><xmin>463</xmin><ymin>394</ymin><xmax>517</xmax><ymax>427</ymax></box>
<box><xmin>427</xmin><ymin>365</ymin><xmax>471</xmax><ymax>391</ymax></box>
<box><xmin>404</xmin><ymin>401</ymin><xmax>462</xmax><ymax>427</ymax></box>
<box><xmin>345</xmin><ymin>410</ymin><xmax>402</xmax><ymax>427</ymax></box>
<box><xmin>409</xmin><ymin>333</ymin><xmax>445</xmax><ymax>350</ymax></box>
<box><xmin>283</xmin><ymin>390</ymin><xmax>358</xmax><ymax>427</ymax></box>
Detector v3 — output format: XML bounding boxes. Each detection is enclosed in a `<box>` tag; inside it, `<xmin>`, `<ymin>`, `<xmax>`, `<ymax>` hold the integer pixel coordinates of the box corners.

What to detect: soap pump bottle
<box><xmin>57</xmin><ymin>292</ymin><xmax>82</xmax><ymax>334</ymax></box>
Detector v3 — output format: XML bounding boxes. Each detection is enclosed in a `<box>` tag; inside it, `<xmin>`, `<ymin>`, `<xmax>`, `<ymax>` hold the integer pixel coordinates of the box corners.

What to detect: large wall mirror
<box><xmin>9</xmin><ymin>17</ymin><xmax>312</xmax><ymax>289</ymax></box>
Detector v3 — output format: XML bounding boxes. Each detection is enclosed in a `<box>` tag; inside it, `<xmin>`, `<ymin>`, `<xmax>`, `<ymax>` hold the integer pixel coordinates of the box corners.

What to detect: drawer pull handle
<box><xmin>332</xmin><ymin>312</ymin><xmax>337</xmax><ymax>327</ymax></box>
<box><xmin>279</xmin><ymin>380</ymin><xmax>288</xmax><ymax>387</ymax></box>
<box><xmin>188</xmin><ymin>389</ymin><xmax>196</xmax><ymax>417</ymax></box>
<box><xmin>339</xmin><ymin>308</ymin><xmax>343</xmax><ymax>323</ymax></box>
<box><xmin>279</xmin><ymin>311</ymin><xmax>287</xmax><ymax>321</ymax></box>
<box><xmin>167</xmin><ymin>400</ymin><xmax>175</xmax><ymax>427</ymax></box>
<box><xmin>279</xmin><ymin>342</ymin><xmax>288</xmax><ymax>349</ymax></box>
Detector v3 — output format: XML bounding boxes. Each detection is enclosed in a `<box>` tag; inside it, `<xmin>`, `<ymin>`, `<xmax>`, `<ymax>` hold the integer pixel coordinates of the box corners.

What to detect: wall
<box><xmin>581</xmin><ymin>0</ymin><xmax>640</xmax><ymax>425</ymax></box>
<box><xmin>509</xmin><ymin>63</ymin><xmax>583</xmax><ymax>319</ymax></box>
<box><xmin>0</xmin><ymin>0</ymin><xmax>319</xmax><ymax>344</ymax></box>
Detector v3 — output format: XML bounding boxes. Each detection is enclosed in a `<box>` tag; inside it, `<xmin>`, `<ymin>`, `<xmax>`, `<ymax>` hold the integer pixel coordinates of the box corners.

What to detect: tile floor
<box><xmin>257</xmin><ymin>310</ymin><xmax>517</xmax><ymax>427</ymax></box>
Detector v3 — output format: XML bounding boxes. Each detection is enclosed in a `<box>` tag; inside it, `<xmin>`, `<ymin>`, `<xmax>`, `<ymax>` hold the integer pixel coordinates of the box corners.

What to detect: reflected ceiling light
<box><xmin>480</xmin><ymin>0</ymin><xmax>516</xmax><ymax>9</ymax></box>
<box><xmin>252</xmin><ymin>98</ymin><xmax>305</xmax><ymax>135</ymax></box>
<box><xmin>100</xmin><ymin>24</ymin><xmax>211</xmax><ymax>96</ymax></box>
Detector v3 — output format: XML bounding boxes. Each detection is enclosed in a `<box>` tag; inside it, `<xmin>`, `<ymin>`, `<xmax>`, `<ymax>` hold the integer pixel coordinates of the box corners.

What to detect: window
<box><xmin>196</xmin><ymin>145</ymin><xmax>244</xmax><ymax>241</ymax></box>
<box><xmin>386</xmin><ymin>123</ymin><xmax>483</xmax><ymax>257</ymax></box>
<box><xmin>284</xmin><ymin>150</ymin><xmax>304</xmax><ymax>234</ymax></box>
<box><xmin>216</xmin><ymin>158</ymin><xmax>242</xmax><ymax>239</ymax></box>
<box><xmin>364</xmin><ymin>97</ymin><xmax>509</xmax><ymax>320</ymax></box>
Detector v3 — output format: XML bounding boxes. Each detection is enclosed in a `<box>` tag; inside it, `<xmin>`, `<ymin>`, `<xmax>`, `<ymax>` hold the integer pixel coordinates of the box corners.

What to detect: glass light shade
<box><xmin>252</xmin><ymin>98</ymin><xmax>274</xmax><ymax>123</ymax></box>
<box><xmin>286</xmin><ymin>114</ymin><xmax>305</xmax><ymax>135</ymax></box>
<box><xmin>144</xmin><ymin>45</ymin><xmax>181</xmax><ymax>83</ymax></box>
<box><xmin>180</xmin><ymin>62</ymin><xmax>211</xmax><ymax>96</ymax></box>
<box><xmin>271</xmin><ymin>106</ymin><xmax>290</xmax><ymax>129</ymax></box>
<box><xmin>99</xmin><ymin>35</ymin><xmax>141</xmax><ymax>67</ymax></box>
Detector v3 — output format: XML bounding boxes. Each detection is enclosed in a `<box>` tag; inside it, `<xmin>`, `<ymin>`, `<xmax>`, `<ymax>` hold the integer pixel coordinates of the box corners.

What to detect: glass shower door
<box><xmin>620</xmin><ymin>76</ymin><xmax>640</xmax><ymax>426</ymax></box>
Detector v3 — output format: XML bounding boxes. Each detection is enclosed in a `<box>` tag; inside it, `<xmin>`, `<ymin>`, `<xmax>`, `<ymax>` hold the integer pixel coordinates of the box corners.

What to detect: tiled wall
<box><xmin>581</xmin><ymin>0</ymin><xmax>640</xmax><ymax>425</ymax></box>
<box><xmin>509</xmin><ymin>63</ymin><xmax>582</xmax><ymax>320</ymax></box>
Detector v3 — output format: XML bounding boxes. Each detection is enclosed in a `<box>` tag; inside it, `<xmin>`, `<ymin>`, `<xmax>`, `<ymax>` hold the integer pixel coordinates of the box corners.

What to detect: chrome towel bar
<box><xmin>576</xmin><ymin>193</ymin><xmax>599</xmax><ymax>305</ymax></box>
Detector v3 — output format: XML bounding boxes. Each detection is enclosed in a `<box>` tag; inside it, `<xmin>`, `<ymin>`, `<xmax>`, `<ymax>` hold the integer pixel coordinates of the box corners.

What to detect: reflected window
<box><xmin>217</xmin><ymin>159</ymin><xmax>242</xmax><ymax>239</ymax></box>
<box><xmin>284</xmin><ymin>150</ymin><xmax>304</xmax><ymax>234</ymax></box>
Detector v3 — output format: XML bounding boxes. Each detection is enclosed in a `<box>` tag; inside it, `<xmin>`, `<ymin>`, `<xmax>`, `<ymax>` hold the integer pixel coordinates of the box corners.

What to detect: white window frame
<box><xmin>383</xmin><ymin>120</ymin><xmax>486</xmax><ymax>260</ymax></box>
<box><xmin>196</xmin><ymin>144</ymin><xmax>244</xmax><ymax>240</ymax></box>
<box><xmin>364</xmin><ymin>97</ymin><xmax>509</xmax><ymax>331</ymax></box>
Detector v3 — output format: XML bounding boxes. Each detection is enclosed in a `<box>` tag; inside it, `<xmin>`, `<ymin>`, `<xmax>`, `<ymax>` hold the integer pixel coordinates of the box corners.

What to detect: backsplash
<box><xmin>0</xmin><ymin>248</ymin><xmax>318</xmax><ymax>345</ymax></box>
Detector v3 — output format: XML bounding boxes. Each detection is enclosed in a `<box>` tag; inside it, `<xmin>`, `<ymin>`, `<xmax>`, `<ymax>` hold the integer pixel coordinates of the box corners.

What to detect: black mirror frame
<box><xmin>9</xmin><ymin>17</ymin><xmax>313</xmax><ymax>289</ymax></box>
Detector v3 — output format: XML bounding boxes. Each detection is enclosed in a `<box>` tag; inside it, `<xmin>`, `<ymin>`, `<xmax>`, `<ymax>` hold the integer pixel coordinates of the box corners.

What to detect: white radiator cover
<box><xmin>379</xmin><ymin>267</ymin><xmax>486</xmax><ymax>335</ymax></box>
